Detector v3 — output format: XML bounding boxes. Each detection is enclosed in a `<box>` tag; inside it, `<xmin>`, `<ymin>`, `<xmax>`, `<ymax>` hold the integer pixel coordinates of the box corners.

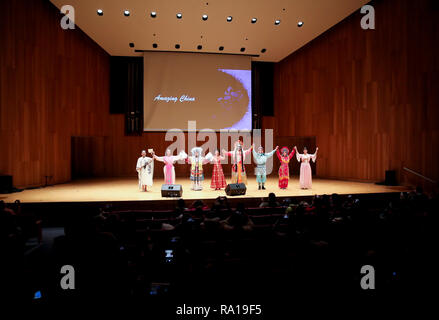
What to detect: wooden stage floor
<box><xmin>1</xmin><ymin>177</ymin><xmax>409</xmax><ymax>204</ymax></box>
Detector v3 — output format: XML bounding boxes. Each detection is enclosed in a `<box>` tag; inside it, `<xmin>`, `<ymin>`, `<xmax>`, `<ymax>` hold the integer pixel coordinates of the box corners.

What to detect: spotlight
<box><xmin>219</xmin><ymin>46</ymin><xmax>224</xmax><ymax>51</ymax></box>
<box><xmin>240</xmin><ymin>47</ymin><xmax>245</xmax><ymax>52</ymax></box>
<box><xmin>152</xmin><ymin>43</ymin><xmax>158</xmax><ymax>48</ymax></box>
<box><xmin>274</xmin><ymin>19</ymin><xmax>280</xmax><ymax>25</ymax></box>
<box><xmin>175</xmin><ymin>44</ymin><xmax>180</xmax><ymax>49</ymax></box>
<box><xmin>251</xmin><ymin>18</ymin><xmax>257</xmax><ymax>23</ymax></box>
<box><xmin>124</xmin><ymin>10</ymin><xmax>130</xmax><ymax>17</ymax></box>
<box><xmin>227</xmin><ymin>16</ymin><xmax>232</xmax><ymax>22</ymax></box>
<box><xmin>129</xmin><ymin>42</ymin><xmax>134</xmax><ymax>48</ymax></box>
<box><xmin>197</xmin><ymin>45</ymin><xmax>202</xmax><ymax>50</ymax></box>
<box><xmin>297</xmin><ymin>21</ymin><xmax>304</xmax><ymax>27</ymax></box>
<box><xmin>176</xmin><ymin>13</ymin><xmax>182</xmax><ymax>19</ymax></box>
<box><xmin>97</xmin><ymin>9</ymin><xmax>103</xmax><ymax>16</ymax></box>
<box><xmin>202</xmin><ymin>14</ymin><xmax>208</xmax><ymax>21</ymax></box>
<box><xmin>150</xmin><ymin>11</ymin><xmax>157</xmax><ymax>18</ymax></box>
<box><xmin>261</xmin><ymin>48</ymin><xmax>266</xmax><ymax>53</ymax></box>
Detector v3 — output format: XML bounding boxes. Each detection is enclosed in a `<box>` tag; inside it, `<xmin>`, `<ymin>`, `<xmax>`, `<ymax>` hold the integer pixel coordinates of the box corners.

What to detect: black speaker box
<box><xmin>0</xmin><ymin>175</ymin><xmax>13</xmax><ymax>193</ymax></box>
<box><xmin>385</xmin><ymin>170</ymin><xmax>398</xmax><ymax>186</ymax></box>
<box><xmin>161</xmin><ymin>184</ymin><xmax>183</xmax><ymax>197</ymax></box>
<box><xmin>225</xmin><ymin>183</ymin><xmax>247</xmax><ymax>196</ymax></box>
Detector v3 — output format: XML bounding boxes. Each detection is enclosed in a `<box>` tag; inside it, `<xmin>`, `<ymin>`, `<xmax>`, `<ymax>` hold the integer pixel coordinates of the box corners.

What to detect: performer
<box><xmin>276</xmin><ymin>146</ymin><xmax>296</xmax><ymax>189</ymax></box>
<box><xmin>186</xmin><ymin>147</ymin><xmax>212</xmax><ymax>191</ymax></box>
<box><xmin>222</xmin><ymin>141</ymin><xmax>253</xmax><ymax>184</ymax></box>
<box><xmin>252</xmin><ymin>144</ymin><xmax>278</xmax><ymax>190</ymax></box>
<box><xmin>295</xmin><ymin>146</ymin><xmax>318</xmax><ymax>189</ymax></box>
<box><xmin>136</xmin><ymin>150</ymin><xmax>154</xmax><ymax>191</ymax></box>
<box><xmin>210</xmin><ymin>150</ymin><xmax>227</xmax><ymax>190</ymax></box>
<box><xmin>153</xmin><ymin>149</ymin><xmax>187</xmax><ymax>184</ymax></box>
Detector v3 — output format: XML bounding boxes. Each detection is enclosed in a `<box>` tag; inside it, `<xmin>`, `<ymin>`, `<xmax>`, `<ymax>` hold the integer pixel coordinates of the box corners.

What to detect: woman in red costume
<box><xmin>210</xmin><ymin>150</ymin><xmax>227</xmax><ymax>190</ymax></box>
<box><xmin>276</xmin><ymin>146</ymin><xmax>296</xmax><ymax>189</ymax></box>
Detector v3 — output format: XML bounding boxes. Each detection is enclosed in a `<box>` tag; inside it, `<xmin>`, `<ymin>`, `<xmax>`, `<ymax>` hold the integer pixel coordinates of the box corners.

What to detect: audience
<box><xmin>259</xmin><ymin>192</ymin><xmax>281</xmax><ymax>208</ymax></box>
<box><xmin>220</xmin><ymin>202</ymin><xmax>254</xmax><ymax>232</ymax></box>
<box><xmin>1</xmin><ymin>186</ymin><xmax>436</xmax><ymax>303</ymax></box>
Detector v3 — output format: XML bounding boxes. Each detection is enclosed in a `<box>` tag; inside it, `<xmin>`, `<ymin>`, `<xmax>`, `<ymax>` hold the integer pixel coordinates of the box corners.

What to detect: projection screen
<box><xmin>143</xmin><ymin>52</ymin><xmax>252</xmax><ymax>131</ymax></box>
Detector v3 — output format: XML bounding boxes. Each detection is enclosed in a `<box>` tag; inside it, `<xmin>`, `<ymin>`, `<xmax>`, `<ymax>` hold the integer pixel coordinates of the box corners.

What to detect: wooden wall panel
<box><xmin>270</xmin><ymin>0</ymin><xmax>439</xmax><ymax>188</ymax></box>
<box><xmin>0</xmin><ymin>0</ymin><xmax>110</xmax><ymax>187</ymax></box>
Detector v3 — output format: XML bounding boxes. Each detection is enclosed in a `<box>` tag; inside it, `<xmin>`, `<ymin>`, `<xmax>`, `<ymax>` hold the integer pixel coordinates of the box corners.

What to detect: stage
<box><xmin>1</xmin><ymin>177</ymin><xmax>408</xmax><ymax>204</ymax></box>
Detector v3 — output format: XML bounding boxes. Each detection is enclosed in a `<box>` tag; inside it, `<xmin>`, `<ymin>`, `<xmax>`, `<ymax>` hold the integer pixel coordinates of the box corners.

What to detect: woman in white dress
<box><xmin>294</xmin><ymin>146</ymin><xmax>318</xmax><ymax>189</ymax></box>
<box><xmin>136</xmin><ymin>150</ymin><xmax>154</xmax><ymax>191</ymax></box>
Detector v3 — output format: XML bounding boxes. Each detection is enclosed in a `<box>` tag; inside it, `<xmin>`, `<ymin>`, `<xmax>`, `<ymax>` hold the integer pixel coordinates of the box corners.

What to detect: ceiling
<box><xmin>50</xmin><ymin>0</ymin><xmax>368</xmax><ymax>62</ymax></box>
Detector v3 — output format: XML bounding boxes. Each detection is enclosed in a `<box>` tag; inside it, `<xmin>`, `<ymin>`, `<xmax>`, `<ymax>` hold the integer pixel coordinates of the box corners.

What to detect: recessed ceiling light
<box><xmin>97</xmin><ymin>9</ymin><xmax>103</xmax><ymax>16</ymax></box>
<box><xmin>227</xmin><ymin>16</ymin><xmax>232</xmax><ymax>22</ymax></box>
<box><xmin>197</xmin><ymin>45</ymin><xmax>203</xmax><ymax>50</ymax></box>
<box><xmin>152</xmin><ymin>43</ymin><xmax>158</xmax><ymax>48</ymax></box>
<box><xmin>298</xmin><ymin>21</ymin><xmax>304</xmax><ymax>27</ymax></box>
<box><xmin>261</xmin><ymin>48</ymin><xmax>266</xmax><ymax>53</ymax></box>
<box><xmin>202</xmin><ymin>14</ymin><xmax>208</xmax><ymax>21</ymax></box>
<box><xmin>176</xmin><ymin>13</ymin><xmax>182</xmax><ymax>19</ymax></box>
<box><xmin>274</xmin><ymin>19</ymin><xmax>281</xmax><ymax>25</ymax></box>
<box><xmin>124</xmin><ymin>10</ymin><xmax>130</xmax><ymax>17</ymax></box>
<box><xmin>219</xmin><ymin>46</ymin><xmax>224</xmax><ymax>51</ymax></box>
<box><xmin>150</xmin><ymin>11</ymin><xmax>157</xmax><ymax>18</ymax></box>
<box><xmin>240</xmin><ymin>47</ymin><xmax>245</xmax><ymax>52</ymax></box>
<box><xmin>175</xmin><ymin>44</ymin><xmax>180</xmax><ymax>49</ymax></box>
<box><xmin>251</xmin><ymin>18</ymin><xmax>257</xmax><ymax>23</ymax></box>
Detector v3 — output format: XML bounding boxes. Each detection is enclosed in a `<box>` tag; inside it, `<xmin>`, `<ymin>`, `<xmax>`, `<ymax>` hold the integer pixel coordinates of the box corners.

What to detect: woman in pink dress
<box><xmin>153</xmin><ymin>149</ymin><xmax>187</xmax><ymax>184</ymax></box>
<box><xmin>210</xmin><ymin>150</ymin><xmax>227</xmax><ymax>190</ymax></box>
<box><xmin>294</xmin><ymin>146</ymin><xmax>318</xmax><ymax>189</ymax></box>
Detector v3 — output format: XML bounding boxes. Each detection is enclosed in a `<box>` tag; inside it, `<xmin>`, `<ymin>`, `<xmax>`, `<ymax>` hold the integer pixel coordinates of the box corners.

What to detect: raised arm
<box><xmin>266</xmin><ymin>146</ymin><xmax>278</xmax><ymax>158</ymax></box>
<box><xmin>222</xmin><ymin>149</ymin><xmax>232</xmax><ymax>157</ymax></box>
<box><xmin>295</xmin><ymin>148</ymin><xmax>302</xmax><ymax>162</ymax></box>
<box><xmin>153</xmin><ymin>154</ymin><xmax>164</xmax><ymax>162</ymax></box>
<box><xmin>311</xmin><ymin>147</ymin><xmax>318</xmax><ymax>162</ymax></box>
<box><xmin>244</xmin><ymin>146</ymin><xmax>253</xmax><ymax>156</ymax></box>
<box><xmin>276</xmin><ymin>148</ymin><xmax>282</xmax><ymax>160</ymax></box>
<box><xmin>173</xmin><ymin>150</ymin><xmax>188</xmax><ymax>163</ymax></box>
<box><xmin>203</xmin><ymin>152</ymin><xmax>213</xmax><ymax>164</ymax></box>
<box><xmin>288</xmin><ymin>148</ymin><xmax>295</xmax><ymax>160</ymax></box>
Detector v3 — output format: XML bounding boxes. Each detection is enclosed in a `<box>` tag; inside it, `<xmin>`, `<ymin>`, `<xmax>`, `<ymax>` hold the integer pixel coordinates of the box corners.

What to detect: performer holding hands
<box><xmin>276</xmin><ymin>146</ymin><xmax>296</xmax><ymax>189</ymax></box>
<box><xmin>253</xmin><ymin>144</ymin><xmax>278</xmax><ymax>190</ymax></box>
<box><xmin>186</xmin><ymin>147</ymin><xmax>212</xmax><ymax>191</ymax></box>
<box><xmin>295</xmin><ymin>146</ymin><xmax>318</xmax><ymax>189</ymax></box>
<box><xmin>210</xmin><ymin>150</ymin><xmax>227</xmax><ymax>190</ymax></box>
<box><xmin>136</xmin><ymin>149</ymin><xmax>154</xmax><ymax>192</ymax></box>
<box><xmin>222</xmin><ymin>140</ymin><xmax>253</xmax><ymax>185</ymax></box>
<box><xmin>153</xmin><ymin>149</ymin><xmax>187</xmax><ymax>185</ymax></box>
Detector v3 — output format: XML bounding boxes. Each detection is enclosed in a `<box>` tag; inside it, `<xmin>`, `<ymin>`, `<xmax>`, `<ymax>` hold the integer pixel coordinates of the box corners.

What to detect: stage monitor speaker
<box><xmin>0</xmin><ymin>175</ymin><xmax>13</xmax><ymax>193</ymax></box>
<box><xmin>161</xmin><ymin>184</ymin><xmax>183</xmax><ymax>197</ymax></box>
<box><xmin>385</xmin><ymin>170</ymin><xmax>398</xmax><ymax>186</ymax></box>
<box><xmin>225</xmin><ymin>183</ymin><xmax>246</xmax><ymax>196</ymax></box>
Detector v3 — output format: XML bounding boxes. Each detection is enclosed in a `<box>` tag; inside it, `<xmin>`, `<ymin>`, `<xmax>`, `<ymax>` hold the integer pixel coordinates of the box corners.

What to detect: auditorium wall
<box><xmin>1</xmin><ymin>0</ymin><xmax>438</xmax><ymax>189</ymax></box>
<box><xmin>270</xmin><ymin>0</ymin><xmax>439</xmax><ymax>188</ymax></box>
<box><xmin>0</xmin><ymin>0</ymin><xmax>111</xmax><ymax>187</ymax></box>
